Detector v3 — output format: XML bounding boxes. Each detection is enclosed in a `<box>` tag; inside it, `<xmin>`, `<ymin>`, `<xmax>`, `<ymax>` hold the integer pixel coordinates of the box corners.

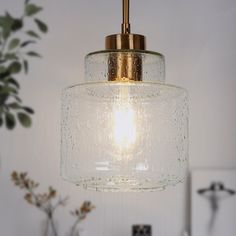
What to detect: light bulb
<box><xmin>113</xmin><ymin>101</ymin><xmax>136</xmax><ymax>153</ymax></box>
<box><xmin>112</xmin><ymin>85</ymin><xmax>138</xmax><ymax>158</ymax></box>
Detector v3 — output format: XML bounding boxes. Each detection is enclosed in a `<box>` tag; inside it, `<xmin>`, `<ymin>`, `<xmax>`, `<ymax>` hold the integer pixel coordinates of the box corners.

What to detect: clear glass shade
<box><xmin>61</xmin><ymin>50</ymin><xmax>188</xmax><ymax>192</ymax></box>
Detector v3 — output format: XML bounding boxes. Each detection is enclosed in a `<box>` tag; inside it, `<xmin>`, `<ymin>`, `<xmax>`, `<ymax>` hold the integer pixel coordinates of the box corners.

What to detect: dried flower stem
<box><xmin>70</xmin><ymin>218</ymin><xmax>80</xmax><ymax>236</ymax></box>
<box><xmin>11</xmin><ymin>171</ymin><xmax>95</xmax><ymax>236</ymax></box>
<box><xmin>70</xmin><ymin>201</ymin><xmax>95</xmax><ymax>236</ymax></box>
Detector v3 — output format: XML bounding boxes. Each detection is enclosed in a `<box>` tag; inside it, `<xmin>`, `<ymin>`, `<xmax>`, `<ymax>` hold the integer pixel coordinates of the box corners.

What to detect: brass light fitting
<box><xmin>105</xmin><ymin>0</ymin><xmax>146</xmax><ymax>50</ymax></box>
<box><xmin>61</xmin><ymin>0</ymin><xmax>189</xmax><ymax>192</ymax></box>
<box><xmin>106</xmin><ymin>0</ymin><xmax>146</xmax><ymax>82</ymax></box>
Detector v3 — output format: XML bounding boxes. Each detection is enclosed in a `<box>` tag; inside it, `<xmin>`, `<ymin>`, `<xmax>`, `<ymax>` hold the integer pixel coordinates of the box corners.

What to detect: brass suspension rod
<box><xmin>106</xmin><ymin>0</ymin><xmax>145</xmax><ymax>81</ymax></box>
<box><xmin>105</xmin><ymin>0</ymin><xmax>146</xmax><ymax>51</ymax></box>
<box><xmin>122</xmin><ymin>0</ymin><xmax>131</xmax><ymax>34</ymax></box>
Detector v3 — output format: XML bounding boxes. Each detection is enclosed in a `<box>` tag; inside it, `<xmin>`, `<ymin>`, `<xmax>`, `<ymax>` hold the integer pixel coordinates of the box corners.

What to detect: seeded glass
<box><xmin>61</xmin><ymin>50</ymin><xmax>188</xmax><ymax>192</ymax></box>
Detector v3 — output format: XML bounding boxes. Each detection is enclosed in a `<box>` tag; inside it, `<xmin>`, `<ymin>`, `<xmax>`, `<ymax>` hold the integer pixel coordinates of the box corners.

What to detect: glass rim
<box><xmin>86</xmin><ymin>49</ymin><xmax>164</xmax><ymax>58</ymax></box>
<box><xmin>63</xmin><ymin>81</ymin><xmax>188</xmax><ymax>94</ymax></box>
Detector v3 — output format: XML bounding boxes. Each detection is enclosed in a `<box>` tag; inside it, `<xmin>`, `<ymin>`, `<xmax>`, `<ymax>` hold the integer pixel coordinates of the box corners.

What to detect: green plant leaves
<box><xmin>0</xmin><ymin>1</ymin><xmax>47</xmax><ymax>130</ymax></box>
<box><xmin>13</xmin><ymin>95</ymin><xmax>22</xmax><ymax>103</ymax></box>
<box><xmin>0</xmin><ymin>86</ymin><xmax>17</xmax><ymax>95</ymax></box>
<box><xmin>27</xmin><ymin>51</ymin><xmax>41</xmax><ymax>57</ymax></box>
<box><xmin>0</xmin><ymin>13</ymin><xmax>23</xmax><ymax>37</ymax></box>
<box><xmin>0</xmin><ymin>116</ymin><xmax>3</xmax><ymax>127</ymax></box>
<box><xmin>34</xmin><ymin>19</ymin><xmax>48</xmax><ymax>33</ymax></box>
<box><xmin>11</xmin><ymin>19</ymin><xmax>23</xmax><ymax>32</ymax></box>
<box><xmin>0</xmin><ymin>13</ymin><xmax>14</xmax><ymax>40</ymax></box>
<box><xmin>5</xmin><ymin>112</ymin><xmax>16</xmax><ymax>130</ymax></box>
<box><xmin>23</xmin><ymin>60</ymin><xmax>28</xmax><ymax>74</ymax></box>
<box><xmin>25</xmin><ymin>4</ymin><xmax>42</xmax><ymax>17</ymax></box>
<box><xmin>22</xmin><ymin>107</ymin><xmax>34</xmax><ymax>114</ymax></box>
<box><xmin>21</xmin><ymin>40</ymin><xmax>35</xmax><ymax>47</ymax></box>
<box><xmin>0</xmin><ymin>66</ymin><xmax>6</xmax><ymax>73</ymax></box>
<box><xmin>8</xmin><ymin>102</ymin><xmax>21</xmax><ymax>109</ymax></box>
<box><xmin>4</xmin><ymin>53</ymin><xmax>18</xmax><ymax>60</ymax></box>
<box><xmin>26</xmin><ymin>30</ymin><xmax>40</xmax><ymax>39</ymax></box>
<box><xmin>0</xmin><ymin>69</ymin><xmax>10</xmax><ymax>80</ymax></box>
<box><xmin>8</xmin><ymin>78</ymin><xmax>20</xmax><ymax>89</ymax></box>
<box><xmin>8</xmin><ymin>38</ymin><xmax>20</xmax><ymax>50</ymax></box>
<box><xmin>17</xmin><ymin>112</ymin><xmax>31</xmax><ymax>127</ymax></box>
<box><xmin>0</xmin><ymin>93</ymin><xmax>9</xmax><ymax>105</ymax></box>
<box><xmin>9</xmin><ymin>61</ymin><xmax>22</xmax><ymax>74</ymax></box>
<box><xmin>0</xmin><ymin>13</ymin><xmax>13</xmax><ymax>26</ymax></box>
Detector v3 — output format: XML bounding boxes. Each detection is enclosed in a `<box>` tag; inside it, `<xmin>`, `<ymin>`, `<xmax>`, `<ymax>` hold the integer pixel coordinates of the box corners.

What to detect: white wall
<box><xmin>0</xmin><ymin>0</ymin><xmax>236</xmax><ymax>236</ymax></box>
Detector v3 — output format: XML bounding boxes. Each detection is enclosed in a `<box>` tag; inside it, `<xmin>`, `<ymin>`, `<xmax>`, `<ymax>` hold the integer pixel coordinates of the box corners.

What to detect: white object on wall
<box><xmin>191</xmin><ymin>169</ymin><xmax>236</xmax><ymax>236</ymax></box>
<box><xmin>183</xmin><ymin>231</ymin><xmax>189</xmax><ymax>236</ymax></box>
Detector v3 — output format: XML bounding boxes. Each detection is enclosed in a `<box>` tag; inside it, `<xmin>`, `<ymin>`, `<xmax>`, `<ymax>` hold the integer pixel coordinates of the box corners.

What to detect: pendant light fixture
<box><xmin>61</xmin><ymin>0</ymin><xmax>189</xmax><ymax>192</ymax></box>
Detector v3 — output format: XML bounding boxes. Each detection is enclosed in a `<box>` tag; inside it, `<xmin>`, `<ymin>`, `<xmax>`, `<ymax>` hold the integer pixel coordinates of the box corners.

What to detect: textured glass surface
<box><xmin>61</xmin><ymin>50</ymin><xmax>189</xmax><ymax>192</ymax></box>
<box><xmin>85</xmin><ymin>50</ymin><xmax>165</xmax><ymax>83</ymax></box>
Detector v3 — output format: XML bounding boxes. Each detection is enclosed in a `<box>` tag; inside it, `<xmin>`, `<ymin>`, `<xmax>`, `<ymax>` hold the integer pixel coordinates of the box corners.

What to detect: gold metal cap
<box><xmin>105</xmin><ymin>0</ymin><xmax>146</xmax><ymax>81</ymax></box>
<box><xmin>105</xmin><ymin>0</ymin><xmax>146</xmax><ymax>51</ymax></box>
<box><xmin>105</xmin><ymin>34</ymin><xmax>146</xmax><ymax>50</ymax></box>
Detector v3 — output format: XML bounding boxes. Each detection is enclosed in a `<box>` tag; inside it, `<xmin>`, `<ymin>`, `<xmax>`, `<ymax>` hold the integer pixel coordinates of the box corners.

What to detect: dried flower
<box><xmin>71</xmin><ymin>201</ymin><xmax>95</xmax><ymax>220</ymax></box>
<box><xmin>24</xmin><ymin>193</ymin><xmax>33</xmax><ymax>204</ymax></box>
<box><xmin>70</xmin><ymin>201</ymin><xmax>95</xmax><ymax>236</ymax></box>
<box><xmin>48</xmin><ymin>186</ymin><xmax>57</xmax><ymax>198</ymax></box>
<box><xmin>11</xmin><ymin>171</ymin><xmax>95</xmax><ymax>236</ymax></box>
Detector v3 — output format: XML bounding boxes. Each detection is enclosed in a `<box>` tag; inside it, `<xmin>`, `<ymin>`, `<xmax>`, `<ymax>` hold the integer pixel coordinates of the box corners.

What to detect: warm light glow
<box><xmin>61</xmin><ymin>50</ymin><xmax>189</xmax><ymax>191</ymax></box>
<box><xmin>113</xmin><ymin>103</ymin><xmax>136</xmax><ymax>150</ymax></box>
<box><xmin>112</xmin><ymin>85</ymin><xmax>137</xmax><ymax>156</ymax></box>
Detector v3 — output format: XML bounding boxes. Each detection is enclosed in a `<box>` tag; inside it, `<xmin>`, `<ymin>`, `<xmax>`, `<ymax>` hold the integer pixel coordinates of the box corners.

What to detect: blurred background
<box><xmin>0</xmin><ymin>0</ymin><xmax>236</xmax><ymax>236</ymax></box>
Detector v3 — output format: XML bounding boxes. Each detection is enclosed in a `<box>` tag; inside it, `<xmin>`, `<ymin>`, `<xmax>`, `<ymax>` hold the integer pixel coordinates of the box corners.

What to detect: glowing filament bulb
<box><xmin>114</xmin><ymin>104</ymin><xmax>136</xmax><ymax>149</ymax></box>
<box><xmin>112</xmin><ymin>85</ymin><xmax>137</xmax><ymax>155</ymax></box>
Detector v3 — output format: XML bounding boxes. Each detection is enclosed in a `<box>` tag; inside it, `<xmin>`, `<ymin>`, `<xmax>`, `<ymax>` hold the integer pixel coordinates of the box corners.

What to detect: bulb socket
<box><xmin>105</xmin><ymin>34</ymin><xmax>146</xmax><ymax>50</ymax></box>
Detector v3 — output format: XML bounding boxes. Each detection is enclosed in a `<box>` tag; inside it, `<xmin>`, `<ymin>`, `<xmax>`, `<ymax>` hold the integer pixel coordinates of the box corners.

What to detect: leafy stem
<box><xmin>1</xmin><ymin>37</ymin><xmax>8</xmax><ymax>54</ymax></box>
<box><xmin>0</xmin><ymin>0</ymin><xmax>48</xmax><ymax>130</ymax></box>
